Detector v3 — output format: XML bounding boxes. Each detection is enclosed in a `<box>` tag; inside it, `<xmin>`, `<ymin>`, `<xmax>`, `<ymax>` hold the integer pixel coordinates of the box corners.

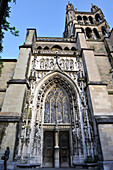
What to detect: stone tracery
<box><xmin>44</xmin><ymin>86</ymin><xmax>70</xmax><ymax>123</ymax></box>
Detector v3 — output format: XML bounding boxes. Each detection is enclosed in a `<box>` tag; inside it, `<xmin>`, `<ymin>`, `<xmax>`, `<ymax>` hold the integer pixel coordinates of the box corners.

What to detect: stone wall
<box><xmin>98</xmin><ymin>124</ymin><xmax>113</xmax><ymax>161</ymax></box>
<box><xmin>88</xmin><ymin>85</ymin><xmax>112</xmax><ymax>115</ymax></box>
<box><xmin>0</xmin><ymin>60</ymin><xmax>17</xmax><ymax>110</ymax></box>
<box><xmin>2</xmin><ymin>84</ymin><xmax>26</xmax><ymax>114</ymax></box>
<box><xmin>87</xmin><ymin>41</ymin><xmax>107</xmax><ymax>55</ymax></box>
<box><xmin>95</xmin><ymin>56</ymin><xmax>113</xmax><ymax>90</ymax></box>
<box><xmin>0</xmin><ymin>122</ymin><xmax>18</xmax><ymax>161</ymax></box>
<box><xmin>0</xmin><ymin>60</ymin><xmax>17</xmax><ymax>89</ymax></box>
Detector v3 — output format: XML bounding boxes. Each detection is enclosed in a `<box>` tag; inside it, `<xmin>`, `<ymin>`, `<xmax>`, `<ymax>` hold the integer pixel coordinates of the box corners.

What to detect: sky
<box><xmin>1</xmin><ymin>0</ymin><xmax>113</xmax><ymax>59</ymax></box>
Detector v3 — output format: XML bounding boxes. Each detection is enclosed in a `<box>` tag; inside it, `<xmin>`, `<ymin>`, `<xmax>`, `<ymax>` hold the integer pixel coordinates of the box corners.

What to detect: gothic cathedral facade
<box><xmin>0</xmin><ymin>2</ymin><xmax>113</xmax><ymax>170</ymax></box>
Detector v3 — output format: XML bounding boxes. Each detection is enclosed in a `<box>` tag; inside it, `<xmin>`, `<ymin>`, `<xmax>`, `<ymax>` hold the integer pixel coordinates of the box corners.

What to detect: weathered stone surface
<box><xmin>77</xmin><ymin>32</ymin><xmax>88</xmax><ymax>50</ymax></box>
<box><xmin>87</xmin><ymin>85</ymin><xmax>112</xmax><ymax>115</ymax></box>
<box><xmin>0</xmin><ymin>122</ymin><xmax>17</xmax><ymax>161</ymax></box>
<box><xmin>82</xmin><ymin>50</ymin><xmax>101</xmax><ymax>82</ymax></box>
<box><xmin>87</xmin><ymin>41</ymin><xmax>107</xmax><ymax>55</ymax></box>
<box><xmin>98</xmin><ymin>124</ymin><xmax>113</xmax><ymax>160</ymax></box>
<box><xmin>95</xmin><ymin>56</ymin><xmax>113</xmax><ymax>90</ymax></box>
<box><xmin>0</xmin><ymin>60</ymin><xmax>16</xmax><ymax>89</ymax></box>
<box><xmin>0</xmin><ymin>60</ymin><xmax>17</xmax><ymax>109</ymax></box>
<box><xmin>2</xmin><ymin>84</ymin><xmax>26</xmax><ymax>114</ymax></box>
<box><xmin>13</xmin><ymin>48</ymin><xmax>31</xmax><ymax>80</ymax></box>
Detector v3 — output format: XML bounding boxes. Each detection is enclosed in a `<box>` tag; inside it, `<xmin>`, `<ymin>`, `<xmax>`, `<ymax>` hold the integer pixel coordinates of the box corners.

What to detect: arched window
<box><xmin>44</xmin><ymin>87</ymin><xmax>70</xmax><ymax>123</ymax></box>
<box><xmin>77</xmin><ymin>15</ymin><xmax>82</xmax><ymax>22</ymax></box>
<box><xmin>37</xmin><ymin>46</ymin><xmax>42</xmax><ymax>50</ymax></box>
<box><xmin>86</xmin><ymin>27</ymin><xmax>93</xmax><ymax>39</ymax></box>
<box><xmin>89</xmin><ymin>16</ymin><xmax>94</xmax><ymax>24</ymax></box>
<box><xmin>93</xmin><ymin>28</ymin><xmax>101</xmax><ymax>39</ymax></box>
<box><xmin>64</xmin><ymin>47</ymin><xmax>69</xmax><ymax>51</ymax></box>
<box><xmin>71</xmin><ymin>47</ymin><xmax>76</xmax><ymax>51</ymax></box>
<box><xmin>83</xmin><ymin>16</ymin><xmax>88</xmax><ymax>24</ymax></box>
<box><xmin>101</xmin><ymin>26</ymin><xmax>107</xmax><ymax>36</ymax></box>
<box><xmin>44</xmin><ymin>46</ymin><xmax>49</xmax><ymax>50</ymax></box>
<box><xmin>95</xmin><ymin>14</ymin><xmax>102</xmax><ymax>23</ymax></box>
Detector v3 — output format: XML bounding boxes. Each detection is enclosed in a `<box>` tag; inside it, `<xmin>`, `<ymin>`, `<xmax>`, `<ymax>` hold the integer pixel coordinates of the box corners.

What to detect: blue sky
<box><xmin>2</xmin><ymin>0</ymin><xmax>113</xmax><ymax>59</ymax></box>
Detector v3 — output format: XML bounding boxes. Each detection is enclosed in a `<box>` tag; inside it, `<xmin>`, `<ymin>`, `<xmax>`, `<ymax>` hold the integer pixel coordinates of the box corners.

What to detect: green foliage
<box><xmin>0</xmin><ymin>0</ymin><xmax>19</xmax><ymax>75</ymax></box>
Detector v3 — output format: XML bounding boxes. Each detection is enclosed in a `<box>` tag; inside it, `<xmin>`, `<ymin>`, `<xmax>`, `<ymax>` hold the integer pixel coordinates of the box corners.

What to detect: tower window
<box><xmin>83</xmin><ymin>16</ymin><xmax>88</xmax><ymax>24</ymax></box>
<box><xmin>86</xmin><ymin>27</ymin><xmax>93</xmax><ymax>39</ymax></box>
<box><xmin>101</xmin><ymin>26</ymin><xmax>107</xmax><ymax>36</ymax></box>
<box><xmin>89</xmin><ymin>16</ymin><xmax>94</xmax><ymax>24</ymax></box>
<box><xmin>95</xmin><ymin>13</ymin><xmax>102</xmax><ymax>23</ymax></box>
<box><xmin>93</xmin><ymin>28</ymin><xmax>101</xmax><ymax>39</ymax></box>
<box><xmin>77</xmin><ymin>15</ymin><xmax>82</xmax><ymax>21</ymax></box>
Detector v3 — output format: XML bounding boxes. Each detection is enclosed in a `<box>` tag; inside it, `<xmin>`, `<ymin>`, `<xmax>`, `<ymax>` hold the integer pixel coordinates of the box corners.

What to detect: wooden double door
<box><xmin>43</xmin><ymin>131</ymin><xmax>70</xmax><ymax>167</ymax></box>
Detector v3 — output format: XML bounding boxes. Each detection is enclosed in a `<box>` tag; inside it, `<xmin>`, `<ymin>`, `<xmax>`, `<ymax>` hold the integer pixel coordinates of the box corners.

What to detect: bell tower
<box><xmin>64</xmin><ymin>3</ymin><xmax>110</xmax><ymax>39</ymax></box>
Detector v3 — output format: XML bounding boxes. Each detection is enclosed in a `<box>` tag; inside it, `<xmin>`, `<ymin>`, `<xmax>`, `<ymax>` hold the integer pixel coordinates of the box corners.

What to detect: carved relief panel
<box><xmin>34</xmin><ymin>56</ymin><xmax>79</xmax><ymax>71</ymax></box>
<box><xmin>29</xmin><ymin>55</ymin><xmax>83</xmax><ymax>84</ymax></box>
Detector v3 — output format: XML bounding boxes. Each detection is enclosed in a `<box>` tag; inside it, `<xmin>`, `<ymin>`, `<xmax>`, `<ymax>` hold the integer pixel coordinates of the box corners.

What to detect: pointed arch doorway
<box><xmin>18</xmin><ymin>72</ymin><xmax>96</xmax><ymax>167</ymax></box>
<box><xmin>33</xmin><ymin>72</ymin><xmax>85</xmax><ymax>168</ymax></box>
<box><xmin>43</xmin><ymin>85</ymin><xmax>71</xmax><ymax>168</ymax></box>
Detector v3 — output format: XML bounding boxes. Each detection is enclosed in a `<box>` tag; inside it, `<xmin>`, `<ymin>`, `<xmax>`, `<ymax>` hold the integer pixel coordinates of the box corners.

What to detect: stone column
<box><xmin>75</xmin><ymin>25</ymin><xmax>113</xmax><ymax>169</ymax></box>
<box><xmin>54</xmin><ymin>128</ymin><xmax>59</xmax><ymax>168</ymax></box>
